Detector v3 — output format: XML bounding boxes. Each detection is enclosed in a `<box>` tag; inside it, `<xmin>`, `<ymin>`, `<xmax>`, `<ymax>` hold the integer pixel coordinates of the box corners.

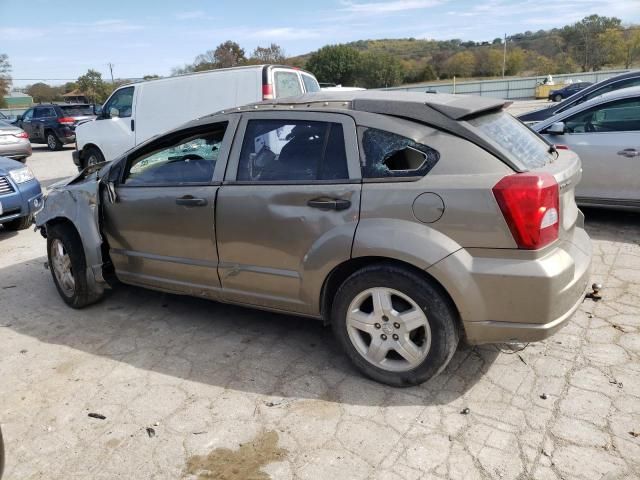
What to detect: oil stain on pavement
<box><xmin>184</xmin><ymin>430</ymin><xmax>287</xmax><ymax>479</ymax></box>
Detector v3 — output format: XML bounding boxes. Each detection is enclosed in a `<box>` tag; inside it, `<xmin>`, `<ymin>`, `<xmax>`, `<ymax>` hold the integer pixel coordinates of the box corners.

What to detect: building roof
<box><xmin>62</xmin><ymin>89</ymin><xmax>87</xmax><ymax>97</ymax></box>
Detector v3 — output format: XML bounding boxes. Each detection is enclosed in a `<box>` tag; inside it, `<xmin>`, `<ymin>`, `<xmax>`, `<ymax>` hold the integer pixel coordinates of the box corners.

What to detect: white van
<box><xmin>73</xmin><ymin>65</ymin><xmax>321</xmax><ymax>168</ymax></box>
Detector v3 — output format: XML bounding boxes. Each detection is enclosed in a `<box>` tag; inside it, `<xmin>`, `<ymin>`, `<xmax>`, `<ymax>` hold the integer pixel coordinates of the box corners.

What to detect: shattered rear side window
<box><xmin>360</xmin><ymin>128</ymin><xmax>440</xmax><ymax>179</ymax></box>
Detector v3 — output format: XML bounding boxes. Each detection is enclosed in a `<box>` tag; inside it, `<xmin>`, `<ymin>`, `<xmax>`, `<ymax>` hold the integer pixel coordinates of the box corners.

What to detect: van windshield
<box><xmin>468</xmin><ymin>112</ymin><xmax>552</xmax><ymax>169</ymax></box>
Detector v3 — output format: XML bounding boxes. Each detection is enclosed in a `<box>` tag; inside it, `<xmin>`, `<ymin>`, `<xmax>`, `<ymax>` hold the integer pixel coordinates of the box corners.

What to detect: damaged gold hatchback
<box><xmin>36</xmin><ymin>91</ymin><xmax>592</xmax><ymax>386</ymax></box>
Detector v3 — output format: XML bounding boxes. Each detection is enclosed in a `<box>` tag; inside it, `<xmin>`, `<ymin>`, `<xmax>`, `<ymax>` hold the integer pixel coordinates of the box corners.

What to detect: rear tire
<box><xmin>46</xmin><ymin>131</ymin><xmax>63</xmax><ymax>151</ymax></box>
<box><xmin>3</xmin><ymin>215</ymin><xmax>32</xmax><ymax>231</ymax></box>
<box><xmin>84</xmin><ymin>146</ymin><xmax>105</xmax><ymax>169</ymax></box>
<box><xmin>331</xmin><ymin>263</ymin><xmax>459</xmax><ymax>387</ymax></box>
<box><xmin>553</xmin><ymin>94</ymin><xmax>563</xmax><ymax>102</ymax></box>
<box><xmin>46</xmin><ymin>223</ymin><xmax>104</xmax><ymax>308</ymax></box>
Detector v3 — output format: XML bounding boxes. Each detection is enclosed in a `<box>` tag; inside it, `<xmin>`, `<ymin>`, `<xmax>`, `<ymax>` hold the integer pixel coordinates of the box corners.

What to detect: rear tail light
<box><xmin>554</xmin><ymin>144</ymin><xmax>570</xmax><ymax>150</ymax></box>
<box><xmin>262</xmin><ymin>84</ymin><xmax>274</xmax><ymax>100</ymax></box>
<box><xmin>13</xmin><ymin>131</ymin><xmax>28</xmax><ymax>138</ymax></box>
<box><xmin>492</xmin><ymin>172</ymin><xmax>559</xmax><ymax>250</ymax></box>
<box><xmin>57</xmin><ymin>117</ymin><xmax>75</xmax><ymax>125</ymax></box>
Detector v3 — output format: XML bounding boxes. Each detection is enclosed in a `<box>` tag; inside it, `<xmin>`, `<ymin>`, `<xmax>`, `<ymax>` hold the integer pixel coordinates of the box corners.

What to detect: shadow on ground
<box><xmin>1</xmin><ymin>255</ymin><xmax>499</xmax><ymax>407</ymax></box>
<box><xmin>582</xmin><ymin>207</ymin><xmax>640</xmax><ymax>243</ymax></box>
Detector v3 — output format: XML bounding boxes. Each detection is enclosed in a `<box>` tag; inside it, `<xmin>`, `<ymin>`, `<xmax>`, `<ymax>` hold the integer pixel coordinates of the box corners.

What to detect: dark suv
<box><xmin>16</xmin><ymin>104</ymin><xmax>96</xmax><ymax>151</ymax></box>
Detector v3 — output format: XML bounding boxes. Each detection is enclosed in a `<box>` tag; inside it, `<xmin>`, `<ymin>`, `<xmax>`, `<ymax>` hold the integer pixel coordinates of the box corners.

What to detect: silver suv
<box><xmin>36</xmin><ymin>91</ymin><xmax>592</xmax><ymax>386</ymax></box>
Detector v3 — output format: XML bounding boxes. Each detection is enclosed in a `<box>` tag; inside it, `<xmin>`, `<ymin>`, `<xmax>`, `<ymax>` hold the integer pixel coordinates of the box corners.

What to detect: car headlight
<box><xmin>9</xmin><ymin>166</ymin><xmax>35</xmax><ymax>184</ymax></box>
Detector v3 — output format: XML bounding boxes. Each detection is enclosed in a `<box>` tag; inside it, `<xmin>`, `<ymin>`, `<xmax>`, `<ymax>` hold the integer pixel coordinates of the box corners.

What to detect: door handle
<box><xmin>617</xmin><ymin>148</ymin><xmax>639</xmax><ymax>158</ymax></box>
<box><xmin>175</xmin><ymin>195</ymin><xmax>207</xmax><ymax>207</ymax></box>
<box><xmin>130</xmin><ymin>119</ymin><xmax>135</xmax><ymax>132</ymax></box>
<box><xmin>307</xmin><ymin>198</ymin><xmax>351</xmax><ymax>211</ymax></box>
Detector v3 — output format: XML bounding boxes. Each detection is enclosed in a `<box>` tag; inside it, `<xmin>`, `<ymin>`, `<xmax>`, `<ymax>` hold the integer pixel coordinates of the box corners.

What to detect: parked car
<box><xmin>533</xmin><ymin>86</ymin><xmax>640</xmax><ymax>210</ymax></box>
<box><xmin>548</xmin><ymin>82</ymin><xmax>592</xmax><ymax>102</ymax></box>
<box><xmin>35</xmin><ymin>91</ymin><xmax>591</xmax><ymax>387</ymax></box>
<box><xmin>15</xmin><ymin>104</ymin><xmax>96</xmax><ymax>151</ymax></box>
<box><xmin>0</xmin><ymin>120</ymin><xmax>31</xmax><ymax>162</ymax></box>
<box><xmin>0</xmin><ymin>156</ymin><xmax>42</xmax><ymax>231</ymax></box>
<box><xmin>0</xmin><ymin>111</ymin><xmax>17</xmax><ymax>125</ymax></box>
<box><xmin>520</xmin><ymin>70</ymin><xmax>640</xmax><ymax>124</ymax></box>
<box><xmin>73</xmin><ymin>65</ymin><xmax>322</xmax><ymax>170</ymax></box>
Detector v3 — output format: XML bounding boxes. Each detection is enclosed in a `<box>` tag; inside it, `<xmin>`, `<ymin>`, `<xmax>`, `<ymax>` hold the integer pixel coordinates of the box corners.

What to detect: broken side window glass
<box><xmin>360</xmin><ymin>128</ymin><xmax>439</xmax><ymax>179</ymax></box>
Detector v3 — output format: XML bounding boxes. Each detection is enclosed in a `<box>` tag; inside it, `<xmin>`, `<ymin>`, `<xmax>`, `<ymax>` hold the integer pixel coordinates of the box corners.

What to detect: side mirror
<box><xmin>16</xmin><ymin>115</ymin><xmax>22</xmax><ymax>122</ymax></box>
<box><xmin>546</xmin><ymin>122</ymin><xmax>565</xmax><ymax>135</ymax></box>
<box><xmin>94</xmin><ymin>105</ymin><xmax>103</xmax><ymax>116</ymax></box>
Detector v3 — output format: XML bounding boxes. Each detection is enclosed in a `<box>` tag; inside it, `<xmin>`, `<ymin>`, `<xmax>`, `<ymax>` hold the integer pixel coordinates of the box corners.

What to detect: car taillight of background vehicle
<box><xmin>13</xmin><ymin>132</ymin><xmax>28</xmax><ymax>138</ymax></box>
<box><xmin>262</xmin><ymin>84</ymin><xmax>274</xmax><ymax>100</ymax></box>
<box><xmin>554</xmin><ymin>144</ymin><xmax>570</xmax><ymax>150</ymax></box>
<box><xmin>492</xmin><ymin>172</ymin><xmax>559</xmax><ymax>250</ymax></box>
<box><xmin>57</xmin><ymin>117</ymin><xmax>75</xmax><ymax>125</ymax></box>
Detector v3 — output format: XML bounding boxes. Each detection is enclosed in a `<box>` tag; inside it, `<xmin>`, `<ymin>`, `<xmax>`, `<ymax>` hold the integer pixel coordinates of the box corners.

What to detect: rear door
<box><xmin>553</xmin><ymin>96</ymin><xmax>640</xmax><ymax>205</ymax></box>
<box><xmin>102</xmin><ymin>117</ymin><xmax>238</xmax><ymax>298</ymax></box>
<box><xmin>216</xmin><ymin>111</ymin><xmax>361</xmax><ymax>314</ymax></box>
<box><xmin>271</xmin><ymin>68</ymin><xmax>304</xmax><ymax>98</ymax></box>
<box><xmin>32</xmin><ymin>107</ymin><xmax>56</xmax><ymax>141</ymax></box>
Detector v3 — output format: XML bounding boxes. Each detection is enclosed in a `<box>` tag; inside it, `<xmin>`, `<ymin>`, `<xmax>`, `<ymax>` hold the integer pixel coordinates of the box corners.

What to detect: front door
<box><xmin>559</xmin><ymin>96</ymin><xmax>640</xmax><ymax>206</ymax></box>
<box><xmin>216</xmin><ymin>111</ymin><xmax>361</xmax><ymax>315</ymax></box>
<box><xmin>93</xmin><ymin>86</ymin><xmax>137</xmax><ymax>161</ymax></box>
<box><xmin>102</xmin><ymin>119</ymin><xmax>237</xmax><ymax>298</ymax></box>
<box><xmin>32</xmin><ymin>106</ymin><xmax>57</xmax><ymax>143</ymax></box>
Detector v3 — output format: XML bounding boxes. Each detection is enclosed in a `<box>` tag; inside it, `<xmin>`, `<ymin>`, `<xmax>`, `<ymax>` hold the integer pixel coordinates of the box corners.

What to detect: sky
<box><xmin>1</xmin><ymin>0</ymin><xmax>639</xmax><ymax>87</ymax></box>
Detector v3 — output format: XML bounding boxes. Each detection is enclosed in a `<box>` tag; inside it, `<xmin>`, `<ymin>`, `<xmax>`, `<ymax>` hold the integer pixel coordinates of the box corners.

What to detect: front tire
<box><xmin>332</xmin><ymin>263</ymin><xmax>459</xmax><ymax>387</ymax></box>
<box><xmin>46</xmin><ymin>131</ymin><xmax>63</xmax><ymax>151</ymax></box>
<box><xmin>84</xmin><ymin>146</ymin><xmax>105</xmax><ymax>169</ymax></box>
<box><xmin>47</xmin><ymin>223</ymin><xmax>104</xmax><ymax>308</ymax></box>
<box><xmin>553</xmin><ymin>94</ymin><xmax>563</xmax><ymax>102</ymax></box>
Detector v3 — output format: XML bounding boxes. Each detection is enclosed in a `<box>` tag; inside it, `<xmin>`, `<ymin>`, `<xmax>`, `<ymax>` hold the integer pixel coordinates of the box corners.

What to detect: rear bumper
<box><xmin>0</xmin><ymin>141</ymin><xmax>32</xmax><ymax>159</ymax></box>
<box><xmin>427</xmin><ymin>227</ymin><xmax>592</xmax><ymax>345</ymax></box>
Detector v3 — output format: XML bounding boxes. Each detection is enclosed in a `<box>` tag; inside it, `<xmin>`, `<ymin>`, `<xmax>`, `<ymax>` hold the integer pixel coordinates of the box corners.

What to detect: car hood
<box><xmin>0</xmin><ymin>155</ymin><xmax>27</xmax><ymax>175</ymax></box>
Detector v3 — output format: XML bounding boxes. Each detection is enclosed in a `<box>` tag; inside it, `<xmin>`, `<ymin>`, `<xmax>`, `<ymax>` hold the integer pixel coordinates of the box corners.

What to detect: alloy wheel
<box><xmin>346</xmin><ymin>287</ymin><xmax>431</xmax><ymax>372</ymax></box>
<box><xmin>50</xmin><ymin>239</ymin><xmax>75</xmax><ymax>297</ymax></box>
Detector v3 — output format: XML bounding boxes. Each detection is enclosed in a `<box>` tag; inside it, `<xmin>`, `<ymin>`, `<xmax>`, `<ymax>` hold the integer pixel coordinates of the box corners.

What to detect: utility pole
<box><xmin>502</xmin><ymin>33</ymin><xmax>507</xmax><ymax>78</ymax></box>
<box><xmin>107</xmin><ymin>63</ymin><xmax>114</xmax><ymax>83</ymax></box>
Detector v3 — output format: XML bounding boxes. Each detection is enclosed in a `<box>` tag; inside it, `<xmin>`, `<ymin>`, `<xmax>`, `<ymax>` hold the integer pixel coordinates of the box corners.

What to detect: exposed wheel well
<box><xmin>320</xmin><ymin>256</ymin><xmax>461</xmax><ymax>328</ymax></box>
<box><xmin>43</xmin><ymin>217</ymin><xmax>80</xmax><ymax>240</ymax></box>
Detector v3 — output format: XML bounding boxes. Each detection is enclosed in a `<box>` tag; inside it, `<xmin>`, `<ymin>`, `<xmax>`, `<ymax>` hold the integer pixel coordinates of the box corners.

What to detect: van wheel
<box><xmin>47</xmin><ymin>223</ymin><xmax>104</xmax><ymax>308</ymax></box>
<box><xmin>332</xmin><ymin>263</ymin><xmax>459</xmax><ymax>387</ymax></box>
<box><xmin>3</xmin><ymin>215</ymin><xmax>33</xmax><ymax>231</ymax></box>
<box><xmin>46</xmin><ymin>131</ymin><xmax>63</xmax><ymax>151</ymax></box>
<box><xmin>84</xmin><ymin>146</ymin><xmax>104</xmax><ymax>168</ymax></box>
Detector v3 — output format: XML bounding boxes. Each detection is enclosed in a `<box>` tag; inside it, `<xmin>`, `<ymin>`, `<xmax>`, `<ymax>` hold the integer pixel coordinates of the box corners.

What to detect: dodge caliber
<box><xmin>35</xmin><ymin>91</ymin><xmax>592</xmax><ymax>386</ymax></box>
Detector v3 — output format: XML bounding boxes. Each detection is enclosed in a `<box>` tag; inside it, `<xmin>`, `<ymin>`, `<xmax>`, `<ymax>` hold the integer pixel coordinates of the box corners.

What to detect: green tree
<box><xmin>63</xmin><ymin>81</ymin><xmax>78</xmax><ymax>93</ymax></box>
<box><xmin>250</xmin><ymin>44</ymin><xmax>286</xmax><ymax>64</ymax></box>
<box><xmin>474</xmin><ymin>49</ymin><xmax>503</xmax><ymax>76</ymax></box>
<box><xmin>597</xmin><ymin>29</ymin><xmax>626</xmax><ymax>67</ymax></box>
<box><xmin>623</xmin><ymin>29</ymin><xmax>640</xmax><ymax>68</ymax></box>
<box><xmin>26</xmin><ymin>82</ymin><xmax>60</xmax><ymax>103</ymax></box>
<box><xmin>0</xmin><ymin>54</ymin><xmax>11</xmax><ymax>108</ymax></box>
<box><xmin>505</xmin><ymin>47</ymin><xmax>526</xmax><ymax>75</ymax></box>
<box><xmin>357</xmin><ymin>52</ymin><xmax>403</xmax><ymax>88</ymax></box>
<box><xmin>444</xmin><ymin>51</ymin><xmax>475</xmax><ymax>77</ymax></box>
<box><xmin>305</xmin><ymin>45</ymin><xmax>362</xmax><ymax>85</ymax></box>
<box><xmin>142</xmin><ymin>74</ymin><xmax>161</xmax><ymax>80</ymax></box>
<box><xmin>194</xmin><ymin>40</ymin><xmax>247</xmax><ymax>71</ymax></box>
<box><xmin>77</xmin><ymin>69</ymin><xmax>110</xmax><ymax>103</ymax></box>
<box><xmin>561</xmin><ymin>15</ymin><xmax>622</xmax><ymax>70</ymax></box>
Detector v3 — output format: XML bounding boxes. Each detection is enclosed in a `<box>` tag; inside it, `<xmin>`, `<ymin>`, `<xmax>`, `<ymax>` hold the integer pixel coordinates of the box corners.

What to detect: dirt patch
<box><xmin>184</xmin><ymin>430</ymin><xmax>287</xmax><ymax>480</ymax></box>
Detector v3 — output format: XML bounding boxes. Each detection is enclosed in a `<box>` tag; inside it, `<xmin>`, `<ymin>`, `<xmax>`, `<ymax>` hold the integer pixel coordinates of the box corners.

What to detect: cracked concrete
<box><xmin>0</xmin><ymin>145</ymin><xmax>639</xmax><ymax>480</ymax></box>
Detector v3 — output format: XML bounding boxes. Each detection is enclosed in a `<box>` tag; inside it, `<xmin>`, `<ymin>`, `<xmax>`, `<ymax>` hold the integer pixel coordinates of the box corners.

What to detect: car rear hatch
<box><xmin>58</xmin><ymin>105</ymin><xmax>96</xmax><ymax>130</ymax></box>
<box><xmin>467</xmin><ymin>111</ymin><xmax>584</xmax><ymax>251</ymax></box>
